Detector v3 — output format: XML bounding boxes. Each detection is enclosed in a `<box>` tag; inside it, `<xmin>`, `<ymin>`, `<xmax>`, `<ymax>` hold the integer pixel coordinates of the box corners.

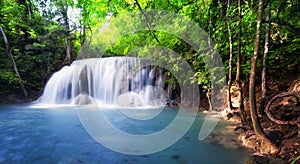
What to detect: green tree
<box><xmin>0</xmin><ymin>24</ymin><xmax>28</xmax><ymax>96</ymax></box>
<box><xmin>249</xmin><ymin>0</ymin><xmax>278</xmax><ymax>153</ymax></box>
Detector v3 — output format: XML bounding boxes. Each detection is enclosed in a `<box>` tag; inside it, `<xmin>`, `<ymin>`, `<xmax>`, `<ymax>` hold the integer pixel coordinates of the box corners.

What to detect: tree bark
<box><xmin>262</xmin><ymin>2</ymin><xmax>270</xmax><ymax>99</ymax></box>
<box><xmin>61</xmin><ymin>0</ymin><xmax>73</xmax><ymax>64</ymax></box>
<box><xmin>0</xmin><ymin>24</ymin><xmax>28</xmax><ymax>97</ymax></box>
<box><xmin>249</xmin><ymin>0</ymin><xmax>278</xmax><ymax>153</ymax></box>
<box><xmin>64</xmin><ymin>36</ymin><xmax>72</xmax><ymax>63</ymax></box>
<box><xmin>207</xmin><ymin>89</ymin><xmax>213</xmax><ymax>111</ymax></box>
<box><xmin>225</xmin><ymin>0</ymin><xmax>233</xmax><ymax>110</ymax></box>
<box><xmin>236</xmin><ymin>0</ymin><xmax>247</xmax><ymax>125</ymax></box>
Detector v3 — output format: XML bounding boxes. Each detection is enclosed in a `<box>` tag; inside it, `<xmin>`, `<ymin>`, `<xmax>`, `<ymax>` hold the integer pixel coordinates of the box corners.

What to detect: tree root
<box><xmin>265</xmin><ymin>92</ymin><xmax>300</xmax><ymax>126</ymax></box>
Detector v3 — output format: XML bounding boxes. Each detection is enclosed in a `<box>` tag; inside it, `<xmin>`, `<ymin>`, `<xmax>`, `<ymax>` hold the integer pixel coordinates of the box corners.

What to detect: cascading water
<box><xmin>38</xmin><ymin>57</ymin><xmax>171</xmax><ymax>107</ymax></box>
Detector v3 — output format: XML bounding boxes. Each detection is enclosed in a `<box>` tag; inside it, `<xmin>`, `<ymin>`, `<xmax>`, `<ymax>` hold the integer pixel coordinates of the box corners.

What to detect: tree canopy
<box><xmin>0</xmin><ymin>0</ymin><xmax>300</xmax><ymax>161</ymax></box>
<box><xmin>1</xmin><ymin>0</ymin><xmax>299</xmax><ymax>94</ymax></box>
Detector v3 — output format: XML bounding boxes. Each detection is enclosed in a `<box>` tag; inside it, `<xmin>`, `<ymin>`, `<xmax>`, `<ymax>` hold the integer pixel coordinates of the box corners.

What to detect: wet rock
<box><xmin>73</xmin><ymin>94</ymin><xmax>94</xmax><ymax>105</ymax></box>
<box><xmin>166</xmin><ymin>99</ymin><xmax>179</xmax><ymax>107</ymax></box>
<box><xmin>239</xmin><ymin>131</ymin><xmax>258</xmax><ymax>150</ymax></box>
<box><xmin>239</xmin><ymin>131</ymin><xmax>279</xmax><ymax>155</ymax></box>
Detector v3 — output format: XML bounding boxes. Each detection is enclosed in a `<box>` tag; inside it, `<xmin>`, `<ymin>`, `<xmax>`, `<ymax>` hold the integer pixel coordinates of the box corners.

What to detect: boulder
<box><xmin>73</xmin><ymin>94</ymin><xmax>94</xmax><ymax>105</ymax></box>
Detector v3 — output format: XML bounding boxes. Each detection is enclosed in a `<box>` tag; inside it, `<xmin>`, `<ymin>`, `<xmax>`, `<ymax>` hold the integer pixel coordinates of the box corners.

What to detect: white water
<box><xmin>38</xmin><ymin>57</ymin><xmax>169</xmax><ymax>107</ymax></box>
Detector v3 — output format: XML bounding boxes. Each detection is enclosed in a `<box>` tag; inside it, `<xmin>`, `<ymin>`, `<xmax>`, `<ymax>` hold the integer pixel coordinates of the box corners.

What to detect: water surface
<box><xmin>0</xmin><ymin>104</ymin><xmax>250</xmax><ymax>163</ymax></box>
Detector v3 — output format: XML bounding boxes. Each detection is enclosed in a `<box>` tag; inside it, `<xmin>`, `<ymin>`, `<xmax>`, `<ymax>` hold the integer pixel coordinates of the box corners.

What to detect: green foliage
<box><xmin>0</xmin><ymin>0</ymin><xmax>299</xmax><ymax>97</ymax></box>
<box><xmin>0</xmin><ymin>70</ymin><xmax>21</xmax><ymax>86</ymax></box>
<box><xmin>0</xmin><ymin>0</ymin><xmax>67</xmax><ymax>92</ymax></box>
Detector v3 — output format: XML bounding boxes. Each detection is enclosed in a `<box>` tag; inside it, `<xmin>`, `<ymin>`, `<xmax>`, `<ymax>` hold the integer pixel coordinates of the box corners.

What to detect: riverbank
<box><xmin>0</xmin><ymin>91</ymin><xmax>31</xmax><ymax>104</ymax></box>
<box><xmin>0</xmin><ymin>89</ymin><xmax>44</xmax><ymax>104</ymax></box>
<box><xmin>206</xmin><ymin>110</ymin><xmax>289</xmax><ymax>163</ymax></box>
<box><xmin>218</xmin><ymin>79</ymin><xmax>300</xmax><ymax>163</ymax></box>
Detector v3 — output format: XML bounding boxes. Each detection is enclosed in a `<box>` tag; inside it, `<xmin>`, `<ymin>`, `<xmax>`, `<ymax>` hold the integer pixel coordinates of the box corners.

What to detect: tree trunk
<box><xmin>207</xmin><ymin>89</ymin><xmax>213</xmax><ymax>111</ymax></box>
<box><xmin>61</xmin><ymin>0</ymin><xmax>73</xmax><ymax>64</ymax></box>
<box><xmin>236</xmin><ymin>0</ymin><xmax>247</xmax><ymax>125</ymax></box>
<box><xmin>81</xmin><ymin>25</ymin><xmax>86</xmax><ymax>48</ymax></box>
<box><xmin>64</xmin><ymin>36</ymin><xmax>72</xmax><ymax>63</ymax></box>
<box><xmin>249</xmin><ymin>0</ymin><xmax>278</xmax><ymax>153</ymax></box>
<box><xmin>262</xmin><ymin>2</ymin><xmax>270</xmax><ymax>99</ymax></box>
<box><xmin>236</xmin><ymin>0</ymin><xmax>242</xmax><ymax>83</ymax></box>
<box><xmin>225</xmin><ymin>0</ymin><xmax>233</xmax><ymax>110</ymax></box>
<box><xmin>0</xmin><ymin>24</ymin><xmax>28</xmax><ymax>97</ymax></box>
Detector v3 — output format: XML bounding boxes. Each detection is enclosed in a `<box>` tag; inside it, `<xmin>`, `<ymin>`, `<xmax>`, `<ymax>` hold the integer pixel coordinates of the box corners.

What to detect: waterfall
<box><xmin>38</xmin><ymin>57</ymin><xmax>169</xmax><ymax>107</ymax></box>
